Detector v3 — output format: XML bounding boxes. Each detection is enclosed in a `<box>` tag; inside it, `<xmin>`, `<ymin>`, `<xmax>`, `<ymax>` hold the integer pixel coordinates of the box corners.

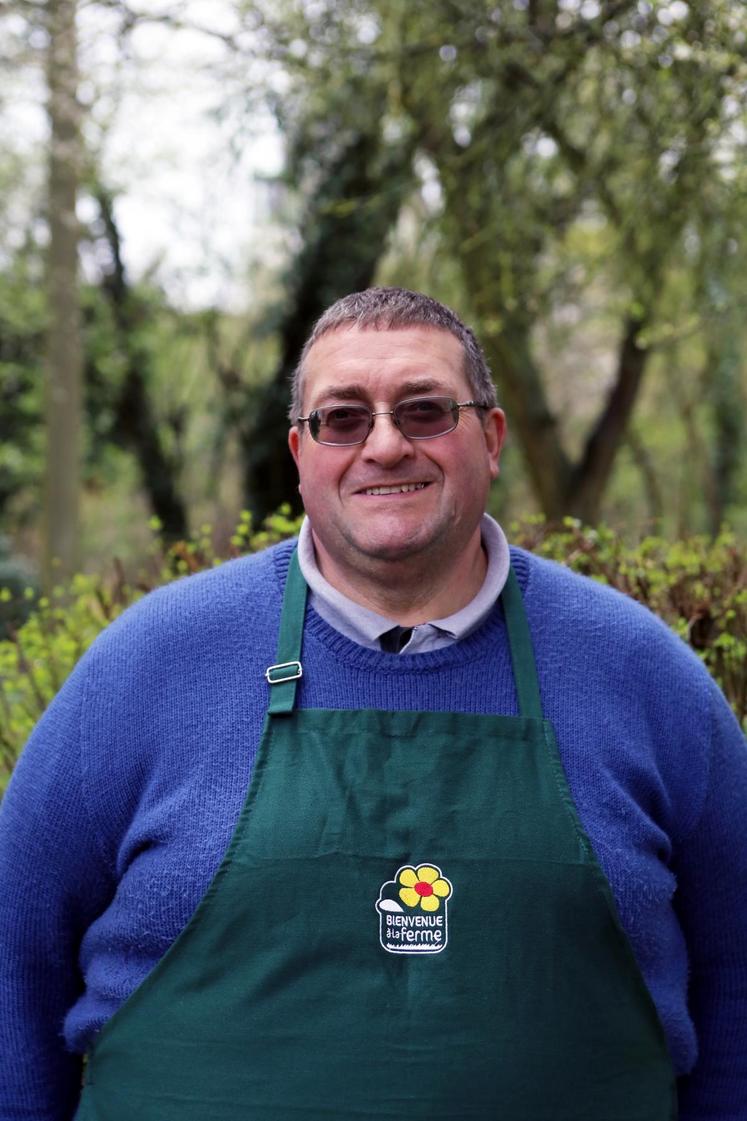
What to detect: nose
<box><xmin>360</xmin><ymin>411</ymin><xmax>415</xmax><ymax>466</ymax></box>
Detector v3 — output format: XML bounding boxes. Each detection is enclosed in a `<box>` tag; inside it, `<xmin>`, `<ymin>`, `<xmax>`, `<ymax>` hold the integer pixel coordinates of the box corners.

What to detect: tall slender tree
<box><xmin>43</xmin><ymin>0</ymin><xmax>83</xmax><ymax>584</ymax></box>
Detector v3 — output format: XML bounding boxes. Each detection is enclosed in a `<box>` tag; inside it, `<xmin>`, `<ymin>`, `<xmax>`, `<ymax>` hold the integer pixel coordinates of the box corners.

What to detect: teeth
<box><xmin>364</xmin><ymin>483</ymin><xmax>426</xmax><ymax>496</ymax></box>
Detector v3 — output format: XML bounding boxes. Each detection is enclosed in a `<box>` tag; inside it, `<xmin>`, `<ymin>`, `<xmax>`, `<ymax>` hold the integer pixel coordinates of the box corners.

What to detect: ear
<box><xmin>483</xmin><ymin>408</ymin><xmax>506</xmax><ymax>479</ymax></box>
<box><xmin>288</xmin><ymin>425</ymin><xmax>301</xmax><ymax>471</ymax></box>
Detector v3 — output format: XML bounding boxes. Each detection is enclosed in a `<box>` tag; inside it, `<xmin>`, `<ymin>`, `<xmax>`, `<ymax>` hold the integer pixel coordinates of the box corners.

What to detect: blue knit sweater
<box><xmin>1</xmin><ymin>542</ymin><xmax>746</xmax><ymax>1120</ymax></box>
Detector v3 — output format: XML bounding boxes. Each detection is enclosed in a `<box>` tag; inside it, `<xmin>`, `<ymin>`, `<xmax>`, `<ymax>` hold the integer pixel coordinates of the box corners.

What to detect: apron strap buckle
<box><xmin>265</xmin><ymin>660</ymin><xmax>303</xmax><ymax>685</ymax></box>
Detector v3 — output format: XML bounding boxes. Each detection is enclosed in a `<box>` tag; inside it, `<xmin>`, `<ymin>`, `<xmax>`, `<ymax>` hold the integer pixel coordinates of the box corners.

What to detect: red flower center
<box><xmin>415</xmin><ymin>881</ymin><xmax>433</xmax><ymax>897</ymax></box>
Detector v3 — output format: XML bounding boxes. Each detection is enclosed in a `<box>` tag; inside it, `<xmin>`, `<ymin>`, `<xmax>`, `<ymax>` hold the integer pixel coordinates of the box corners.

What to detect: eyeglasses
<box><xmin>296</xmin><ymin>396</ymin><xmax>488</xmax><ymax>447</ymax></box>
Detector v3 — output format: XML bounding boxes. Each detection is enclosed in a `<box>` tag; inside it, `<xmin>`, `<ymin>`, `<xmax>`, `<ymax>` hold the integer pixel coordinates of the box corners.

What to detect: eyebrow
<box><xmin>312</xmin><ymin>379</ymin><xmax>447</xmax><ymax>406</ymax></box>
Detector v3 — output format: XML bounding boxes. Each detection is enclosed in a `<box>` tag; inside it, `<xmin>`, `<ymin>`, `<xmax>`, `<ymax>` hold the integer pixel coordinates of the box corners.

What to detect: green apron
<box><xmin>77</xmin><ymin>553</ymin><xmax>677</xmax><ymax>1120</ymax></box>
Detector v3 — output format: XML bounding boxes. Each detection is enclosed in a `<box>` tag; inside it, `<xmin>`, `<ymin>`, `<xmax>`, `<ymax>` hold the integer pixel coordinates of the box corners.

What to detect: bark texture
<box><xmin>44</xmin><ymin>0</ymin><xmax>83</xmax><ymax>584</ymax></box>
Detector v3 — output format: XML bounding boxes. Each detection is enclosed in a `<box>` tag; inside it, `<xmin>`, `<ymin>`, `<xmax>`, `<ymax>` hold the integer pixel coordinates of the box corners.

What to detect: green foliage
<box><xmin>514</xmin><ymin>517</ymin><xmax>747</xmax><ymax>728</ymax></box>
<box><xmin>1</xmin><ymin>512</ymin><xmax>744</xmax><ymax>790</ymax></box>
<box><xmin>0</xmin><ymin>508</ymin><xmax>301</xmax><ymax>788</ymax></box>
<box><xmin>258</xmin><ymin>0</ymin><xmax>747</xmax><ymax>528</ymax></box>
<box><xmin>0</xmin><ymin>574</ymin><xmax>119</xmax><ymax>777</ymax></box>
<box><xmin>3</xmin><ymin>0</ymin><xmax>746</xmax><ymax>556</ymax></box>
<box><xmin>0</xmin><ymin>246</ymin><xmax>46</xmax><ymax>521</ymax></box>
<box><xmin>0</xmin><ymin>536</ymin><xmax>38</xmax><ymax>639</ymax></box>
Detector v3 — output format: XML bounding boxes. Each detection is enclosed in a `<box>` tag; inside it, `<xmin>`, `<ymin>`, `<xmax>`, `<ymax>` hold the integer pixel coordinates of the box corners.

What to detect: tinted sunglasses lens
<box><xmin>314</xmin><ymin>405</ymin><xmax>372</xmax><ymax>445</ymax></box>
<box><xmin>396</xmin><ymin>397</ymin><xmax>458</xmax><ymax>438</ymax></box>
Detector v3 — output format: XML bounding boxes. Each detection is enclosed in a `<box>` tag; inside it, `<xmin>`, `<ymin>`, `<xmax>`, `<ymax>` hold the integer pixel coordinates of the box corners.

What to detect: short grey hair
<box><xmin>288</xmin><ymin>286</ymin><xmax>498</xmax><ymax>420</ymax></box>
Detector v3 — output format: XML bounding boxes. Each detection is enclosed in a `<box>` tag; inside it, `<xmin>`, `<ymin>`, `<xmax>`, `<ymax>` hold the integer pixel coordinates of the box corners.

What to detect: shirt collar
<box><xmin>296</xmin><ymin>514</ymin><xmax>510</xmax><ymax>652</ymax></box>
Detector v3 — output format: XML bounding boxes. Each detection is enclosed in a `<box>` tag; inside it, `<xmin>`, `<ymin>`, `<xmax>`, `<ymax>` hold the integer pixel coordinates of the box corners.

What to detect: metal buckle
<box><xmin>265</xmin><ymin>660</ymin><xmax>303</xmax><ymax>685</ymax></box>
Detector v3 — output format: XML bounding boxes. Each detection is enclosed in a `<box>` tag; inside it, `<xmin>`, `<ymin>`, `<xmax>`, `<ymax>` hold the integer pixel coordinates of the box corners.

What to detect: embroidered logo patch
<box><xmin>376</xmin><ymin>864</ymin><xmax>453</xmax><ymax>954</ymax></box>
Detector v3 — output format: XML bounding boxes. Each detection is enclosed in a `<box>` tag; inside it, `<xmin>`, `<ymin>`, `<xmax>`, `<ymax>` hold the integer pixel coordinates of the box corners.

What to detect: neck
<box><xmin>310</xmin><ymin>528</ymin><xmax>488</xmax><ymax>625</ymax></box>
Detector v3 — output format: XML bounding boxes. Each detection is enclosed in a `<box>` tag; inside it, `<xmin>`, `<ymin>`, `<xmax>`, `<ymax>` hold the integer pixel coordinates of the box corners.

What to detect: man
<box><xmin>1</xmin><ymin>287</ymin><xmax>746</xmax><ymax>1119</ymax></box>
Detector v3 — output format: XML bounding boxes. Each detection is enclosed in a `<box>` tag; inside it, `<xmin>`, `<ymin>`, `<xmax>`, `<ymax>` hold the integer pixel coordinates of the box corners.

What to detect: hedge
<box><xmin>1</xmin><ymin>512</ymin><xmax>745</xmax><ymax>790</ymax></box>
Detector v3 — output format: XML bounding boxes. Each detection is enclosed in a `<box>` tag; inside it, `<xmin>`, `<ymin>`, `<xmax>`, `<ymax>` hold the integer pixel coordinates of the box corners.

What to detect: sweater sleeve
<box><xmin>674</xmin><ymin>680</ymin><xmax>747</xmax><ymax>1121</ymax></box>
<box><xmin>0</xmin><ymin>656</ymin><xmax>114</xmax><ymax>1121</ymax></box>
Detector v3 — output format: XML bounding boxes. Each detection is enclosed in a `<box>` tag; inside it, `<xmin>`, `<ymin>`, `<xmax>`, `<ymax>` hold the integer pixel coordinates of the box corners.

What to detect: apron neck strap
<box><xmin>267</xmin><ymin>549</ymin><xmax>307</xmax><ymax>715</ymax></box>
<box><xmin>501</xmin><ymin>564</ymin><xmax>543</xmax><ymax>720</ymax></box>
<box><xmin>267</xmin><ymin>551</ymin><xmax>543</xmax><ymax>721</ymax></box>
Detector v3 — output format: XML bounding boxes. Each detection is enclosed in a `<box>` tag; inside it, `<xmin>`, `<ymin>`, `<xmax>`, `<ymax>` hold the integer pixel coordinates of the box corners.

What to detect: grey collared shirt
<box><xmin>297</xmin><ymin>514</ymin><xmax>510</xmax><ymax>654</ymax></box>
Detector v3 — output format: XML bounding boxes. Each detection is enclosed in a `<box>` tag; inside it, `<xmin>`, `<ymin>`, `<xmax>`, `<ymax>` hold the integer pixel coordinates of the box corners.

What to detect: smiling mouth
<box><xmin>361</xmin><ymin>483</ymin><xmax>429</xmax><ymax>496</ymax></box>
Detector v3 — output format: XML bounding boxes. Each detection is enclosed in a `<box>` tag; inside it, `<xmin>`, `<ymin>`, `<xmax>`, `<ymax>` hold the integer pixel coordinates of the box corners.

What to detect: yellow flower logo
<box><xmin>398</xmin><ymin>864</ymin><xmax>452</xmax><ymax>913</ymax></box>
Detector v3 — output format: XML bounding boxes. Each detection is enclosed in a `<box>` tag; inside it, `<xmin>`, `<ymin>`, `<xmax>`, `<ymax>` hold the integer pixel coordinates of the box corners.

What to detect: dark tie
<box><xmin>379</xmin><ymin>626</ymin><xmax>414</xmax><ymax>653</ymax></box>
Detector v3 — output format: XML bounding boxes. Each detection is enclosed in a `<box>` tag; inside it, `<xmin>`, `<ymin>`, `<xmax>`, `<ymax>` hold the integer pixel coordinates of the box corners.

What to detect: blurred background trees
<box><xmin>0</xmin><ymin>0</ymin><xmax>745</xmax><ymax>588</ymax></box>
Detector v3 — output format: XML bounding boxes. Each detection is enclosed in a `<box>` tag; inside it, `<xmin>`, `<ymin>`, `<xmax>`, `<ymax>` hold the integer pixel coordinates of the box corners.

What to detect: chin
<box><xmin>350</xmin><ymin>532</ymin><xmax>438</xmax><ymax>565</ymax></box>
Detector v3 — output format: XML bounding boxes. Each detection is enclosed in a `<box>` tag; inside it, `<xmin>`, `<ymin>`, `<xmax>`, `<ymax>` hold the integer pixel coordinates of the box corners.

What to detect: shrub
<box><xmin>0</xmin><ymin>508</ymin><xmax>302</xmax><ymax>788</ymax></box>
<box><xmin>1</xmin><ymin>512</ymin><xmax>744</xmax><ymax>790</ymax></box>
<box><xmin>514</xmin><ymin>518</ymin><xmax>746</xmax><ymax>729</ymax></box>
<box><xmin>0</xmin><ymin>535</ymin><xmax>38</xmax><ymax>639</ymax></box>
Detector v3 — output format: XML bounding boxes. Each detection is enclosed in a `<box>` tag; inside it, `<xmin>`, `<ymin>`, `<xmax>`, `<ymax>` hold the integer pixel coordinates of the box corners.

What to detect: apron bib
<box><xmin>77</xmin><ymin>553</ymin><xmax>677</xmax><ymax>1120</ymax></box>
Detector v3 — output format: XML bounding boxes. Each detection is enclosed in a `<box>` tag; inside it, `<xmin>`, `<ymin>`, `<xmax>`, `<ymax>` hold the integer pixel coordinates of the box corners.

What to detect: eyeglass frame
<box><xmin>295</xmin><ymin>395</ymin><xmax>491</xmax><ymax>447</ymax></box>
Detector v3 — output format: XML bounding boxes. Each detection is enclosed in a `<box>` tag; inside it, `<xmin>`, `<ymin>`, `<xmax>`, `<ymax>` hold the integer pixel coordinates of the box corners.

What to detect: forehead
<box><xmin>302</xmin><ymin>325</ymin><xmax>469</xmax><ymax>406</ymax></box>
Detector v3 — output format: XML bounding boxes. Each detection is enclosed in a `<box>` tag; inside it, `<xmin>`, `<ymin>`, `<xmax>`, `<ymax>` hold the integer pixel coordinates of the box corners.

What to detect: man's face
<box><xmin>288</xmin><ymin>325</ymin><xmax>505</xmax><ymax>578</ymax></box>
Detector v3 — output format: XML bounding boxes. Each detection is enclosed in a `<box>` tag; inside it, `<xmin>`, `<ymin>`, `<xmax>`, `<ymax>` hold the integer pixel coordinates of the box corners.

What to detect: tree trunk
<box><xmin>43</xmin><ymin>0</ymin><xmax>83</xmax><ymax>585</ymax></box>
<box><xmin>479</xmin><ymin>323</ymin><xmax>573</xmax><ymax>519</ymax></box>
<box><xmin>93</xmin><ymin>186</ymin><xmax>189</xmax><ymax>541</ymax></box>
<box><xmin>241</xmin><ymin>130</ymin><xmax>415</xmax><ymax>522</ymax></box>
<box><xmin>478</xmin><ymin>308</ymin><xmax>652</xmax><ymax>524</ymax></box>
<box><xmin>700</xmin><ymin>272</ymin><xmax>744</xmax><ymax>534</ymax></box>
<box><xmin>565</xmin><ymin>311</ymin><xmax>650</xmax><ymax>523</ymax></box>
<box><xmin>708</xmin><ymin>340</ymin><xmax>742</xmax><ymax>534</ymax></box>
